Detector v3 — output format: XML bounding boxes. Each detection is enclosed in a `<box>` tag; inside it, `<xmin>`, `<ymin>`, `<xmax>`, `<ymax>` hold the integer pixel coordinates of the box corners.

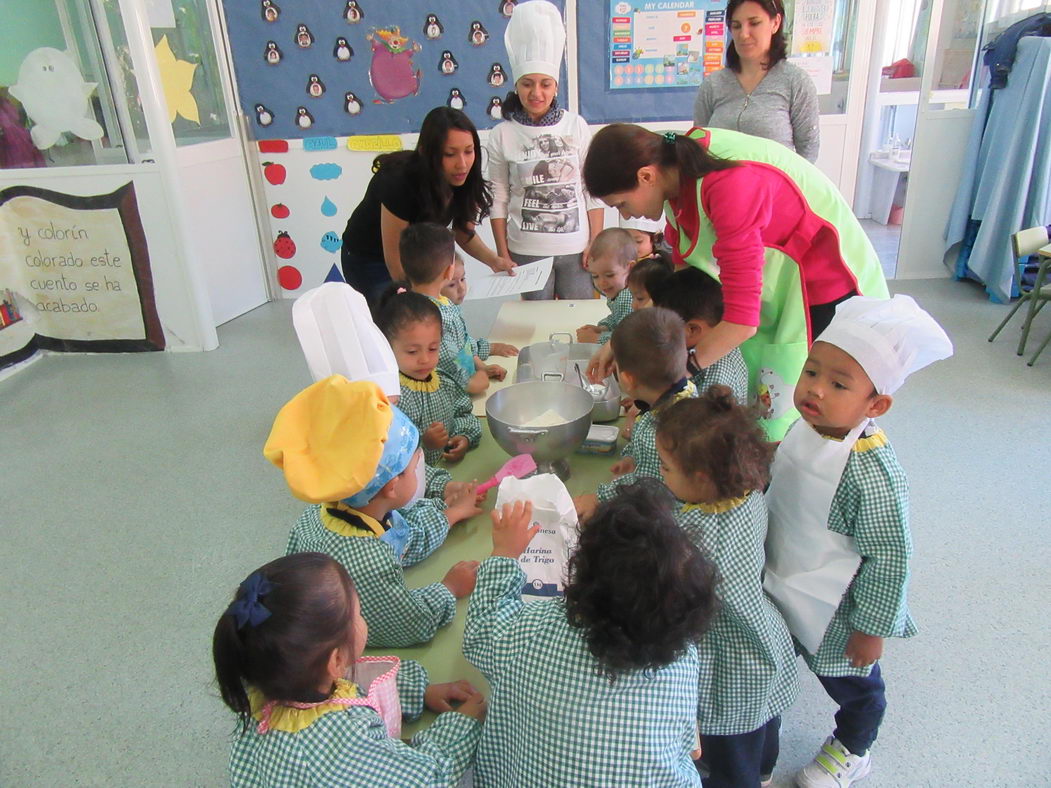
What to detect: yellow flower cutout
<box><xmin>154</xmin><ymin>35</ymin><xmax>199</xmax><ymax>124</ymax></box>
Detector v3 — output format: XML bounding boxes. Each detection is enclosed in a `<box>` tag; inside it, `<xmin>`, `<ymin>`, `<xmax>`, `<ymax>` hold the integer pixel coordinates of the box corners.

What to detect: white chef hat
<box><xmin>292</xmin><ymin>282</ymin><xmax>399</xmax><ymax>398</ymax></box>
<box><xmin>619</xmin><ymin>215</ymin><xmax>665</xmax><ymax>234</ymax></box>
<box><xmin>505</xmin><ymin>0</ymin><xmax>566</xmax><ymax>83</ymax></box>
<box><xmin>815</xmin><ymin>294</ymin><xmax>953</xmax><ymax>395</ymax></box>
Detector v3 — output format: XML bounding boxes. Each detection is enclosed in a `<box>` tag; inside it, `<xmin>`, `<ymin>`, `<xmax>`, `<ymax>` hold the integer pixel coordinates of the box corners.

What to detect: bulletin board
<box><xmin>220</xmin><ymin>0</ymin><xmax>566</xmax><ymax>139</ymax></box>
<box><xmin>578</xmin><ymin>0</ymin><xmax>727</xmax><ymax>124</ymax></box>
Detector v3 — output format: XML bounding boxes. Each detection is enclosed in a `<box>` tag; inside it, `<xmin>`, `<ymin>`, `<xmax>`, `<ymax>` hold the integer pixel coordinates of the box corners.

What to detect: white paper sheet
<box><xmin>464</xmin><ymin>257</ymin><xmax>553</xmax><ymax>300</ymax></box>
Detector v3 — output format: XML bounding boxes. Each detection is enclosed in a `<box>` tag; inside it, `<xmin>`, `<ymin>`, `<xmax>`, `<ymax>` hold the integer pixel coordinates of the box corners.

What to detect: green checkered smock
<box><xmin>596</xmin><ymin>287</ymin><xmax>634</xmax><ymax>345</ymax></box>
<box><xmin>286</xmin><ymin>503</ymin><xmax>456</xmax><ymax>648</ymax></box>
<box><xmin>800</xmin><ymin>426</ymin><xmax>916</xmax><ymax>678</ymax></box>
<box><xmin>690</xmin><ymin>346</ymin><xmax>749</xmax><ymax>404</ymax></box>
<box><xmin>463</xmin><ymin>557</ymin><xmax>703</xmax><ymax>787</ymax></box>
<box><xmin>398</xmin><ymin>371</ymin><xmax>482</xmax><ymax>466</ymax></box>
<box><xmin>597</xmin><ymin>380</ymin><xmax>697</xmax><ymax>502</ymax></box>
<box><xmin>429</xmin><ymin>295</ymin><xmax>477</xmax><ymax>389</ymax></box>
<box><xmin>229</xmin><ymin>660</ymin><xmax>481</xmax><ymax>787</ymax></box>
<box><xmin>677</xmin><ymin>493</ymin><xmax>798</xmax><ymax>735</ymax></box>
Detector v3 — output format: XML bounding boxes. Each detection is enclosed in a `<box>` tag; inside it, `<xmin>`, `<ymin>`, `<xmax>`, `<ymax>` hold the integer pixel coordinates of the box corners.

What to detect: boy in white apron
<box><xmin>764</xmin><ymin>295</ymin><xmax>952</xmax><ymax>788</ymax></box>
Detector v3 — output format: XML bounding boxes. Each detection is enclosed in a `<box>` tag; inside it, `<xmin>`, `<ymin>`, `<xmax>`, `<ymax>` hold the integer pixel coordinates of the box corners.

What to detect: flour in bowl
<box><xmin>523</xmin><ymin>409</ymin><xmax>567</xmax><ymax>428</ymax></box>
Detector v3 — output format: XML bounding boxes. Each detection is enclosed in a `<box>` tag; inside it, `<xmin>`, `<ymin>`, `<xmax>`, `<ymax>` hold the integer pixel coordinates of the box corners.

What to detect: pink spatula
<box><xmin>476</xmin><ymin>454</ymin><xmax>538</xmax><ymax>496</ymax></box>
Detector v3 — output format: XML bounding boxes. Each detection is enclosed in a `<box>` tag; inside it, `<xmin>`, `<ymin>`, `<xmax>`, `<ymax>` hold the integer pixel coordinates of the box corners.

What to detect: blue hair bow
<box><xmin>226</xmin><ymin>571</ymin><xmax>274</xmax><ymax>630</ymax></box>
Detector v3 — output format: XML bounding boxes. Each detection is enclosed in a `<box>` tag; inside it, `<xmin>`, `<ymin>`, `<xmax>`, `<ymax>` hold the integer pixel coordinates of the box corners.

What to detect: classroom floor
<box><xmin>2</xmin><ymin>277</ymin><xmax>1048</xmax><ymax>786</ymax></box>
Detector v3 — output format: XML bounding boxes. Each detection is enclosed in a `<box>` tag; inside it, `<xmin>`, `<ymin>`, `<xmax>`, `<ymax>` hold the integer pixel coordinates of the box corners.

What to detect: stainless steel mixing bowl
<box><xmin>485</xmin><ymin>381</ymin><xmax>593</xmax><ymax>476</ymax></box>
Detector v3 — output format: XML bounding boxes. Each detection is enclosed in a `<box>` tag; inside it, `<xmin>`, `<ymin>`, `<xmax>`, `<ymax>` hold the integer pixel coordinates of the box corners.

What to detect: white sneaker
<box><xmin>795</xmin><ymin>737</ymin><xmax>871</xmax><ymax>787</ymax></box>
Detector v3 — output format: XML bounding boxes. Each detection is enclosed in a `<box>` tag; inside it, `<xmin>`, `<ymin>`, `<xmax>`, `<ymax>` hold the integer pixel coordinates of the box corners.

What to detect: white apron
<box><xmin>764</xmin><ymin>419</ymin><xmax>867</xmax><ymax>654</ymax></box>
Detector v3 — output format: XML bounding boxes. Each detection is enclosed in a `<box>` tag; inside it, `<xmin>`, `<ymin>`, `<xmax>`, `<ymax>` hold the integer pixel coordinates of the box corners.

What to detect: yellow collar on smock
<box><xmin>682</xmin><ymin>494</ymin><xmax>750</xmax><ymax>514</ymax></box>
<box><xmin>249</xmin><ymin>678</ymin><xmax>359</xmax><ymax>733</ymax></box>
<box><xmin>320</xmin><ymin>502</ymin><xmax>385</xmax><ymax>537</ymax></box>
<box><xmin>400</xmin><ymin>370</ymin><xmax>441</xmax><ymax>393</ymax></box>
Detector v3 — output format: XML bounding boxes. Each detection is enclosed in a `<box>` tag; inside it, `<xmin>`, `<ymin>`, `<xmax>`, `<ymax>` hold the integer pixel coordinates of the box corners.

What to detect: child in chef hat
<box><xmin>764</xmin><ymin>294</ymin><xmax>953</xmax><ymax>788</ymax></box>
<box><xmin>264</xmin><ymin>376</ymin><xmax>480</xmax><ymax>649</ymax></box>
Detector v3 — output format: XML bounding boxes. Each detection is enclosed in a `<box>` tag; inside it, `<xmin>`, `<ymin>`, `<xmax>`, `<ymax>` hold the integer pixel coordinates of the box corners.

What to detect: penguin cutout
<box><xmin>261</xmin><ymin>0</ymin><xmax>280</xmax><ymax>22</ymax></box>
<box><xmin>439</xmin><ymin>51</ymin><xmax>458</xmax><ymax>75</ymax></box>
<box><xmin>334</xmin><ymin>37</ymin><xmax>353</xmax><ymax>61</ymax></box>
<box><xmin>500</xmin><ymin>1</ymin><xmax>516</xmax><ymax>18</ymax></box>
<box><xmin>295</xmin><ymin>24</ymin><xmax>314</xmax><ymax>49</ymax></box>
<box><xmin>468</xmin><ymin>21</ymin><xmax>489</xmax><ymax>47</ymax></box>
<box><xmin>264</xmin><ymin>41</ymin><xmax>283</xmax><ymax>65</ymax></box>
<box><xmin>447</xmin><ymin>88</ymin><xmax>465</xmax><ymax>110</ymax></box>
<box><xmin>344</xmin><ymin>91</ymin><xmax>363</xmax><ymax>116</ymax></box>
<box><xmin>255</xmin><ymin>104</ymin><xmax>274</xmax><ymax>126</ymax></box>
<box><xmin>487</xmin><ymin>96</ymin><xmax>503</xmax><ymax>120</ymax></box>
<box><xmin>295</xmin><ymin>106</ymin><xmax>314</xmax><ymax>129</ymax></box>
<box><xmin>487</xmin><ymin>63</ymin><xmax>506</xmax><ymax>87</ymax></box>
<box><xmin>306</xmin><ymin>74</ymin><xmax>326</xmax><ymax>98</ymax></box>
<box><xmin>424</xmin><ymin>14</ymin><xmax>443</xmax><ymax>40</ymax></box>
<box><xmin>344</xmin><ymin>1</ymin><xmax>364</xmax><ymax>23</ymax></box>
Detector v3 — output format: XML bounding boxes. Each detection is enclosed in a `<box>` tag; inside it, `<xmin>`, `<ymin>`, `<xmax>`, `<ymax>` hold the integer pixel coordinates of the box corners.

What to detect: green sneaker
<box><xmin>795</xmin><ymin>737</ymin><xmax>871</xmax><ymax>787</ymax></box>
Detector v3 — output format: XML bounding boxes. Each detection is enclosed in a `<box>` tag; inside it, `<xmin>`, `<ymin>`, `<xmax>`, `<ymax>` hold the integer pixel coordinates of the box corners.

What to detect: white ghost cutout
<box><xmin>9</xmin><ymin>48</ymin><xmax>105</xmax><ymax>150</ymax></box>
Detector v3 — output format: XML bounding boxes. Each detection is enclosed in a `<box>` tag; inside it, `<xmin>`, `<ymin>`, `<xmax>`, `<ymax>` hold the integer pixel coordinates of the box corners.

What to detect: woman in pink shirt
<box><xmin>583</xmin><ymin>124</ymin><xmax>887</xmax><ymax>440</ymax></box>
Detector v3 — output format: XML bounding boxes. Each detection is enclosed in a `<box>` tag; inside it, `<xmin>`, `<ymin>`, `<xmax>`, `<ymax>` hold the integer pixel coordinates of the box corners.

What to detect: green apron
<box><xmin>666</xmin><ymin>128</ymin><xmax>888</xmax><ymax>440</ymax></box>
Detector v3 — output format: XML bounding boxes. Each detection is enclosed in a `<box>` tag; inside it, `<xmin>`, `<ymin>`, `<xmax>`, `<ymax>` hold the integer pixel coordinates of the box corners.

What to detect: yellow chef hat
<box><xmin>263</xmin><ymin>375</ymin><xmax>416</xmax><ymax>504</ymax></box>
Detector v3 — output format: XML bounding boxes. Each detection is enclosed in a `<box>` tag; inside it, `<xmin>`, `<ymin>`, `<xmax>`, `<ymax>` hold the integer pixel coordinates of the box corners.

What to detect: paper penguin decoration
<box><xmin>334</xmin><ymin>38</ymin><xmax>353</xmax><ymax>61</ymax></box>
<box><xmin>344</xmin><ymin>1</ymin><xmax>364</xmax><ymax>23</ymax></box>
<box><xmin>468</xmin><ymin>21</ymin><xmax>489</xmax><ymax>46</ymax></box>
<box><xmin>295</xmin><ymin>106</ymin><xmax>314</xmax><ymax>129</ymax></box>
<box><xmin>487</xmin><ymin>62</ymin><xmax>506</xmax><ymax>87</ymax></box>
<box><xmin>500</xmin><ymin>0</ymin><xmax>517</xmax><ymax>17</ymax></box>
<box><xmin>255</xmin><ymin>103</ymin><xmax>274</xmax><ymax>126</ymax></box>
<box><xmin>447</xmin><ymin>87</ymin><xmax>465</xmax><ymax>110</ymax></box>
<box><xmin>487</xmin><ymin>96</ymin><xmax>503</xmax><ymax>120</ymax></box>
<box><xmin>264</xmin><ymin>41</ymin><xmax>282</xmax><ymax>64</ymax></box>
<box><xmin>295</xmin><ymin>24</ymin><xmax>314</xmax><ymax>48</ymax></box>
<box><xmin>439</xmin><ymin>50</ymin><xmax>458</xmax><ymax>74</ymax></box>
<box><xmin>344</xmin><ymin>91</ymin><xmax>363</xmax><ymax>115</ymax></box>
<box><xmin>9</xmin><ymin>48</ymin><xmax>104</xmax><ymax>149</ymax></box>
<box><xmin>424</xmin><ymin>14</ymin><xmax>443</xmax><ymax>39</ymax></box>
<box><xmin>306</xmin><ymin>74</ymin><xmax>326</xmax><ymax>97</ymax></box>
<box><xmin>261</xmin><ymin>0</ymin><xmax>280</xmax><ymax>22</ymax></box>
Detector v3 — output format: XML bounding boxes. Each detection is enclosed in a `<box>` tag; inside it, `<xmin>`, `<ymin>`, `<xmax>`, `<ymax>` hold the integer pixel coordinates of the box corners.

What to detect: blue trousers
<box><xmin>698</xmin><ymin>715</ymin><xmax>780</xmax><ymax>788</ymax></box>
<box><xmin>341</xmin><ymin>251</ymin><xmax>392</xmax><ymax>314</ymax></box>
<box><xmin>817</xmin><ymin>661</ymin><xmax>887</xmax><ymax>756</ymax></box>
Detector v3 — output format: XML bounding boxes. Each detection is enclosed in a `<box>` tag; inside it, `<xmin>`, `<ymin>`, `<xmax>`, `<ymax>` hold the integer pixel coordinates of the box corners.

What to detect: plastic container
<box><xmin>577</xmin><ymin>424</ymin><xmax>620</xmax><ymax>455</ymax></box>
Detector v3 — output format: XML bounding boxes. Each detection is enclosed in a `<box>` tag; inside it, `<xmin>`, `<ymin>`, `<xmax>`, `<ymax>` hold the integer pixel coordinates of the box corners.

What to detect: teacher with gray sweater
<box><xmin>693</xmin><ymin>0</ymin><xmax>819</xmax><ymax>162</ymax></box>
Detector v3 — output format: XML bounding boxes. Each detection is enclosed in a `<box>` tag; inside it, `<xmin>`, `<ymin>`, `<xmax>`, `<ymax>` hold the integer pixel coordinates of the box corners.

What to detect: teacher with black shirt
<box><xmin>341</xmin><ymin>106</ymin><xmax>516</xmax><ymax>307</ymax></box>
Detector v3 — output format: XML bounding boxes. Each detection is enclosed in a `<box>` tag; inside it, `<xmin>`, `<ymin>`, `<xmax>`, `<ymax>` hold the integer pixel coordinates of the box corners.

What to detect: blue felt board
<box><xmin>577</xmin><ymin>1</ymin><xmax>703</xmax><ymax>125</ymax></box>
<box><xmin>220</xmin><ymin>0</ymin><xmax>566</xmax><ymax>138</ymax></box>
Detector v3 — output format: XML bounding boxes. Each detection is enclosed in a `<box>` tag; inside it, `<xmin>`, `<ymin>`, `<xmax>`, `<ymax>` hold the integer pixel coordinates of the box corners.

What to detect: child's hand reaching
<box><xmin>573</xmin><ymin>493</ymin><xmax>598</xmax><ymax>522</ymax></box>
<box><xmin>490</xmin><ymin>500</ymin><xmax>538</xmax><ymax>559</ymax></box>
<box><xmin>455</xmin><ymin>691</ymin><xmax>487</xmax><ymax>722</ymax></box>
<box><xmin>442</xmin><ymin>560</ymin><xmax>480</xmax><ymax>598</ymax></box>
<box><xmin>466</xmin><ymin>369</ymin><xmax>490</xmax><ymax>394</ymax></box>
<box><xmin>576</xmin><ymin>325</ymin><xmax>602</xmax><ymax>344</ymax></box>
<box><xmin>424</xmin><ymin>680</ymin><xmax>483</xmax><ymax>713</ymax></box>
<box><xmin>610</xmin><ymin>456</ymin><xmax>635</xmax><ymax>477</ymax></box>
<box><xmin>423</xmin><ymin>422</ymin><xmax>449</xmax><ymax>450</ymax></box>
<box><xmin>490</xmin><ymin>342</ymin><xmax>519</xmax><ymax>357</ymax></box>
<box><xmin>445</xmin><ymin>482</ymin><xmax>481</xmax><ymax>524</ymax></box>
<box><xmin>844</xmin><ymin>631</ymin><xmax>883</xmax><ymax>668</ymax></box>
<box><xmin>485</xmin><ymin>363</ymin><xmax>507</xmax><ymax>381</ymax></box>
<box><xmin>442</xmin><ymin>435</ymin><xmax>470</xmax><ymax>462</ymax></box>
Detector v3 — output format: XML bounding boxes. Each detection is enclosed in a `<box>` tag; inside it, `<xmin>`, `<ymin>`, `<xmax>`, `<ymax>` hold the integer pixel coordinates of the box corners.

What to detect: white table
<box><xmin>470</xmin><ymin>299</ymin><xmax>608</xmax><ymax>416</ymax></box>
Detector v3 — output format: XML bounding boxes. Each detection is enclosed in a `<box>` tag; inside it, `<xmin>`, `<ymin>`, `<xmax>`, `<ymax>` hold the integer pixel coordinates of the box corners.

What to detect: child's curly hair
<box><xmin>655</xmin><ymin>386</ymin><xmax>773</xmax><ymax>499</ymax></box>
<box><xmin>564</xmin><ymin>479</ymin><xmax>718</xmax><ymax>679</ymax></box>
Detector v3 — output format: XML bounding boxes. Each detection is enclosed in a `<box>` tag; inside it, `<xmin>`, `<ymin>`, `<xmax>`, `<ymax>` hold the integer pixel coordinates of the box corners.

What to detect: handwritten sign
<box><xmin>0</xmin><ymin>182</ymin><xmax>163</xmax><ymax>368</ymax></box>
<box><xmin>346</xmin><ymin>135</ymin><xmax>403</xmax><ymax>152</ymax></box>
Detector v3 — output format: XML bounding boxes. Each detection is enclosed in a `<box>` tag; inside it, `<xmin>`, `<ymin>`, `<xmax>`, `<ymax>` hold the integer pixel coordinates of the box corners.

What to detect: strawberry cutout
<box><xmin>274</xmin><ymin>231</ymin><xmax>297</xmax><ymax>259</ymax></box>
<box><xmin>270</xmin><ymin>203</ymin><xmax>290</xmax><ymax>218</ymax></box>
<box><xmin>263</xmin><ymin>161</ymin><xmax>286</xmax><ymax>185</ymax></box>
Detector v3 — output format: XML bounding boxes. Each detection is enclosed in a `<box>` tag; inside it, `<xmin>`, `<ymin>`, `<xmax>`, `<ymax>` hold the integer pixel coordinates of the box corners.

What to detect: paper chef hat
<box><xmin>263</xmin><ymin>376</ymin><xmax>419</xmax><ymax>504</ymax></box>
<box><xmin>815</xmin><ymin>294</ymin><xmax>954</xmax><ymax>395</ymax></box>
<box><xmin>619</xmin><ymin>215</ymin><xmax>666</xmax><ymax>234</ymax></box>
<box><xmin>292</xmin><ymin>282</ymin><xmax>399</xmax><ymax>398</ymax></box>
<box><xmin>505</xmin><ymin>0</ymin><xmax>566</xmax><ymax>83</ymax></box>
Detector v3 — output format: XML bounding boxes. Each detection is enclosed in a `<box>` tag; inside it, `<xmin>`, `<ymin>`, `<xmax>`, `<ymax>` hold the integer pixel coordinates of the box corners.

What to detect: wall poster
<box><xmin>0</xmin><ymin>182</ymin><xmax>164</xmax><ymax>370</ymax></box>
<box><xmin>608</xmin><ymin>0</ymin><xmax>727</xmax><ymax>90</ymax></box>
